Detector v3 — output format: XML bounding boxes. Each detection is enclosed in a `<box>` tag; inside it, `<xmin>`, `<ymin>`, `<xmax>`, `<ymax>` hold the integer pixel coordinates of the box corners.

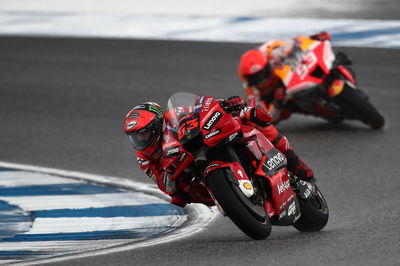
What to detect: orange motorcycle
<box><xmin>263</xmin><ymin>36</ymin><xmax>385</xmax><ymax>129</ymax></box>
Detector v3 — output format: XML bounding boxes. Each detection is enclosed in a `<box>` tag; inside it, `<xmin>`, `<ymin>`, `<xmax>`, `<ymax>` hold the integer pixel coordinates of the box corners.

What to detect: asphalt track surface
<box><xmin>0</xmin><ymin>37</ymin><xmax>399</xmax><ymax>266</ymax></box>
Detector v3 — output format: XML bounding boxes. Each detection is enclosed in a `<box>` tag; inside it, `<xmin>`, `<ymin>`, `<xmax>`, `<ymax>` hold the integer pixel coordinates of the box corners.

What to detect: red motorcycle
<box><xmin>261</xmin><ymin>36</ymin><xmax>385</xmax><ymax>128</ymax></box>
<box><xmin>162</xmin><ymin>92</ymin><xmax>328</xmax><ymax>240</ymax></box>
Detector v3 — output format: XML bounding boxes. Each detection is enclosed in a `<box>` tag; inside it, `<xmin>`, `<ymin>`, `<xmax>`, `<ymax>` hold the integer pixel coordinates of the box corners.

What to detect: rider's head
<box><xmin>124</xmin><ymin>102</ymin><xmax>164</xmax><ymax>155</ymax></box>
<box><xmin>238</xmin><ymin>49</ymin><xmax>272</xmax><ymax>87</ymax></box>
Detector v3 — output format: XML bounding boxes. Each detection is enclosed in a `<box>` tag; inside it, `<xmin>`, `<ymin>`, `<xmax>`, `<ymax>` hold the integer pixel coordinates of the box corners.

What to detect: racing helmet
<box><xmin>124</xmin><ymin>102</ymin><xmax>164</xmax><ymax>153</ymax></box>
<box><xmin>238</xmin><ymin>49</ymin><xmax>272</xmax><ymax>87</ymax></box>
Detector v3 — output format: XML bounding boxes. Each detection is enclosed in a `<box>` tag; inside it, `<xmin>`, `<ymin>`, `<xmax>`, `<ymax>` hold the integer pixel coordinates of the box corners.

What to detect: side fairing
<box><xmin>198</xmin><ymin>97</ymin><xmax>241</xmax><ymax>147</ymax></box>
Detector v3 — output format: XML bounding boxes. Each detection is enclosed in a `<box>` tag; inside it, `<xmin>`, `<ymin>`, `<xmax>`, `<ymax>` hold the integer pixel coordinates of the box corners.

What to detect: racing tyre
<box><xmin>207</xmin><ymin>168</ymin><xmax>272</xmax><ymax>240</ymax></box>
<box><xmin>334</xmin><ymin>85</ymin><xmax>385</xmax><ymax>129</ymax></box>
<box><xmin>293</xmin><ymin>184</ymin><xmax>329</xmax><ymax>232</ymax></box>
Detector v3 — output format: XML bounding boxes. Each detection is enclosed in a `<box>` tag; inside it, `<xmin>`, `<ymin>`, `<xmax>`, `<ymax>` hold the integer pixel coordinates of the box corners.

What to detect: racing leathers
<box><xmin>242</xmin><ymin>32</ymin><xmax>354</xmax><ymax>123</ymax></box>
<box><xmin>135</xmin><ymin>101</ymin><xmax>314</xmax><ymax>207</ymax></box>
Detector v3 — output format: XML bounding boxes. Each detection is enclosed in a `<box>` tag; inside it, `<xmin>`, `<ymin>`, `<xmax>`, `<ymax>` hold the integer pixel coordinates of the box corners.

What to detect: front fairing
<box><xmin>198</xmin><ymin>97</ymin><xmax>241</xmax><ymax>147</ymax></box>
<box><xmin>274</xmin><ymin>37</ymin><xmax>334</xmax><ymax>96</ymax></box>
<box><xmin>166</xmin><ymin>93</ymin><xmax>241</xmax><ymax>149</ymax></box>
<box><xmin>166</xmin><ymin>92</ymin><xmax>199</xmax><ymax>129</ymax></box>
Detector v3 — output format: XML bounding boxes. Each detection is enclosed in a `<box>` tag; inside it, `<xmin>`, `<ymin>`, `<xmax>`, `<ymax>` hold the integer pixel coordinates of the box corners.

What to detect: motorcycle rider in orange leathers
<box><xmin>238</xmin><ymin>31</ymin><xmax>355</xmax><ymax>123</ymax></box>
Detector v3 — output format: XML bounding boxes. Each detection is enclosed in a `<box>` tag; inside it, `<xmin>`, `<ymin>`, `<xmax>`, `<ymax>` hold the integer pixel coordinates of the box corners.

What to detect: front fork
<box><xmin>288</xmin><ymin>172</ymin><xmax>316</xmax><ymax>200</ymax></box>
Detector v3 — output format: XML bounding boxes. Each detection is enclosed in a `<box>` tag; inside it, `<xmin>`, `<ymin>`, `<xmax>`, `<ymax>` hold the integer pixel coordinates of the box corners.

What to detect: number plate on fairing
<box><xmin>178</xmin><ymin>113</ymin><xmax>200</xmax><ymax>143</ymax></box>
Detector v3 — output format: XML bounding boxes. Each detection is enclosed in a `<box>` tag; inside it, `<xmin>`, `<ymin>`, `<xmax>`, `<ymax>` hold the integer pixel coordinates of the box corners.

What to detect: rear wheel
<box><xmin>334</xmin><ymin>85</ymin><xmax>385</xmax><ymax>129</ymax></box>
<box><xmin>207</xmin><ymin>168</ymin><xmax>272</xmax><ymax>240</ymax></box>
<box><xmin>293</xmin><ymin>184</ymin><xmax>329</xmax><ymax>232</ymax></box>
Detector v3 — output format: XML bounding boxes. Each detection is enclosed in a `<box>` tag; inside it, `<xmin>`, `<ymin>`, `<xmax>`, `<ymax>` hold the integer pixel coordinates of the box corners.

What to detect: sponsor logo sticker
<box><xmin>203</xmin><ymin>111</ymin><xmax>222</xmax><ymax>131</ymax></box>
<box><xmin>204</xmin><ymin>163</ymin><xmax>220</xmax><ymax>174</ymax></box>
<box><xmin>165</xmin><ymin>146</ymin><xmax>180</xmax><ymax>157</ymax></box>
<box><xmin>204</xmin><ymin>129</ymin><xmax>221</xmax><ymax>139</ymax></box>
<box><xmin>126</xmin><ymin>121</ymin><xmax>138</xmax><ymax>130</ymax></box>
<box><xmin>287</xmin><ymin>201</ymin><xmax>296</xmax><ymax>216</ymax></box>
<box><xmin>277</xmin><ymin>180</ymin><xmax>290</xmax><ymax>194</ymax></box>
<box><xmin>202</xmin><ymin>97</ymin><xmax>213</xmax><ymax>112</ymax></box>
<box><xmin>265</xmin><ymin>153</ymin><xmax>286</xmax><ymax>171</ymax></box>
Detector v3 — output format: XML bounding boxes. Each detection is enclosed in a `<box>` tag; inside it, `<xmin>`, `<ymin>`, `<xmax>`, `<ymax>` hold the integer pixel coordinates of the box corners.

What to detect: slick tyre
<box><xmin>334</xmin><ymin>85</ymin><xmax>385</xmax><ymax>129</ymax></box>
<box><xmin>293</xmin><ymin>185</ymin><xmax>329</xmax><ymax>232</ymax></box>
<box><xmin>207</xmin><ymin>169</ymin><xmax>272</xmax><ymax>240</ymax></box>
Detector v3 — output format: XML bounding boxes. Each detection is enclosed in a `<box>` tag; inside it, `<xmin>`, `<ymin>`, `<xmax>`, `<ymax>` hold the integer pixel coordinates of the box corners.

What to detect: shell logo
<box><xmin>243</xmin><ymin>181</ymin><xmax>253</xmax><ymax>190</ymax></box>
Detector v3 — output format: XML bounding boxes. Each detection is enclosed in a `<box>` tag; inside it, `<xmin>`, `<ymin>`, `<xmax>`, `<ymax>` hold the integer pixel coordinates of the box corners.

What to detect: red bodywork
<box><xmin>275</xmin><ymin>37</ymin><xmax>343</xmax><ymax>96</ymax></box>
<box><xmin>162</xmin><ymin>95</ymin><xmax>297</xmax><ymax>220</ymax></box>
<box><xmin>271</xmin><ymin>37</ymin><xmax>357</xmax><ymax>119</ymax></box>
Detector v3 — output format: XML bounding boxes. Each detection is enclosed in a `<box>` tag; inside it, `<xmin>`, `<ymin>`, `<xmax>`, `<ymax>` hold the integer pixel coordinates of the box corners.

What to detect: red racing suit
<box><xmin>243</xmin><ymin>32</ymin><xmax>346</xmax><ymax>123</ymax></box>
<box><xmin>135</xmin><ymin>106</ymin><xmax>314</xmax><ymax>207</ymax></box>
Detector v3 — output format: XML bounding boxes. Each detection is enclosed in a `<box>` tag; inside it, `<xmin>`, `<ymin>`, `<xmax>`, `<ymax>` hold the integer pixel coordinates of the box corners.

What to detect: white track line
<box><xmin>25</xmin><ymin>216</ymin><xmax>185</xmax><ymax>234</ymax></box>
<box><xmin>0</xmin><ymin>171</ymin><xmax>81</xmax><ymax>187</ymax></box>
<box><xmin>0</xmin><ymin>192</ymin><xmax>164</xmax><ymax>211</ymax></box>
<box><xmin>0</xmin><ymin>14</ymin><xmax>400</xmax><ymax>48</ymax></box>
<box><xmin>0</xmin><ymin>161</ymin><xmax>218</xmax><ymax>265</ymax></box>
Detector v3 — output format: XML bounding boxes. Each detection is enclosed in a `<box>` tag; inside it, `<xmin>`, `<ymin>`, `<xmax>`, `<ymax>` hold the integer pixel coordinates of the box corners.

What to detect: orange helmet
<box><xmin>124</xmin><ymin>102</ymin><xmax>163</xmax><ymax>154</ymax></box>
<box><xmin>238</xmin><ymin>49</ymin><xmax>272</xmax><ymax>87</ymax></box>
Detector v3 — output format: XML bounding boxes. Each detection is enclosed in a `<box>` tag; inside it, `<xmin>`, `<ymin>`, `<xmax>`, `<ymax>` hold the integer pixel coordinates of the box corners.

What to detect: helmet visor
<box><xmin>246</xmin><ymin>63</ymin><xmax>272</xmax><ymax>86</ymax></box>
<box><xmin>128</xmin><ymin>123</ymin><xmax>159</xmax><ymax>151</ymax></box>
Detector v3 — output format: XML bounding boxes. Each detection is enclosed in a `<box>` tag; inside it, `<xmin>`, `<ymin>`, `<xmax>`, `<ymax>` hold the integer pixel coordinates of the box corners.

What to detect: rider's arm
<box><xmin>243</xmin><ymin>83</ymin><xmax>271</xmax><ymax>111</ymax></box>
<box><xmin>263</xmin><ymin>84</ymin><xmax>288</xmax><ymax>123</ymax></box>
<box><xmin>136</xmin><ymin>152</ymin><xmax>176</xmax><ymax>195</ymax></box>
<box><xmin>266</xmin><ymin>102</ymin><xmax>282</xmax><ymax>123</ymax></box>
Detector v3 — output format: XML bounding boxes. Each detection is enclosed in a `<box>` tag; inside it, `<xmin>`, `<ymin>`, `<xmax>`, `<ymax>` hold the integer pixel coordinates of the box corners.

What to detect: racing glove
<box><xmin>310</xmin><ymin>31</ymin><xmax>331</xmax><ymax>41</ymax></box>
<box><xmin>225</xmin><ymin>96</ymin><xmax>246</xmax><ymax>112</ymax></box>
<box><xmin>240</xmin><ymin>106</ymin><xmax>272</xmax><ymax>127</ymax></box>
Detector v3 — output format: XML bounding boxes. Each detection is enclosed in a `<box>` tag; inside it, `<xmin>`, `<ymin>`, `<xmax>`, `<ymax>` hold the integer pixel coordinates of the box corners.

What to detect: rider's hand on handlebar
<box><xmin>225</xmin><ymin>96</ymin><xmax>246</xmax><ymax>112</ymax></box>
<box><xmin>310</xmin><ymin>31</ymin><xmax>331</xmax><ymax>41</ymax></box>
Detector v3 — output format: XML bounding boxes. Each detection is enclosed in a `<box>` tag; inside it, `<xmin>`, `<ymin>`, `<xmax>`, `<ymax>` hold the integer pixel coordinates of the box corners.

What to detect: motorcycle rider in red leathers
<box><xmin>238</xmin><ymin>31</ymin><xmax>355</xmax><ymax>123</ymax></box>
<box><xmin>124</xmin><ymin>100</ymin><xmax>315</xmax><ymax>207</ymax></box>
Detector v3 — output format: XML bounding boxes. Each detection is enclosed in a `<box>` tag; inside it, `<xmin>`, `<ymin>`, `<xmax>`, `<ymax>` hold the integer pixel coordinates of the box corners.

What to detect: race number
<box><xmin>295</xmin><ymin>51</ymin><xmax>317</xmax><ymax>80</ymax></box>
<box><xmin>178</xmin><ymin>116</ymin><xmax>199</xmax><ymax>140</ymax></box>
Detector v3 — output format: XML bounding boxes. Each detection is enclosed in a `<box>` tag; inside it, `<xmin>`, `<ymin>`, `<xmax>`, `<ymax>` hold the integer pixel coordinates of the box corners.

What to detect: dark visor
<box><xmin>127</xmin><ymin>122</ymin><xmax>160</xmax><ymax>151</ymax></box>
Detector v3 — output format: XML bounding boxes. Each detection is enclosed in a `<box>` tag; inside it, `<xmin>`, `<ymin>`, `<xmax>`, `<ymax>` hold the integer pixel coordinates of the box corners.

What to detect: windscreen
<box><xmin>166</xmin><ymin>92</ymin><xmax>199</xmax><ymax>128</ymax></box>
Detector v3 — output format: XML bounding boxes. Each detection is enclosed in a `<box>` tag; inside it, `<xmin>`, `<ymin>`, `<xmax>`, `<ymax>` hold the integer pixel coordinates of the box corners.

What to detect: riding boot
<box><xmin>283</xmin><ymin>149</ymin><xmax>315</xmax><ymax>180</ymax></box>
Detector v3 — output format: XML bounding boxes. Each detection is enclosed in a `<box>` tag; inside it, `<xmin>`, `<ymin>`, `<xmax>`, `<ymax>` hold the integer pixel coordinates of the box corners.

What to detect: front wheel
<box><xmin>207</xmin><ymin>169</ymin><xmax>272</xmax><ymax>240</ymax></box>
<box><xmin>293</xmin><ymin>184</ymin><xmax>329</xmax><ymax>232</ymax></box>
<box><xmin>333</xmin><ymin>85</ymin><xmax>385</xmax><ymax>129</ymax></box>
